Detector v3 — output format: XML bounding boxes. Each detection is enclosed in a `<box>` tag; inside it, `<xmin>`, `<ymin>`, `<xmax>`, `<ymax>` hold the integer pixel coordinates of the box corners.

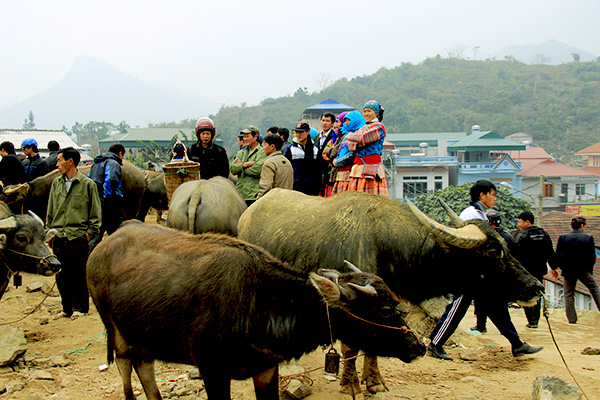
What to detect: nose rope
<box><xmin>344</xmin><ymin>309</ymin><xmax>417</xmax><ymax>336</ymax></box>
<box><xmin>6</xmin><ymin>248</ymin><xmax>56</xmax><ymax>262</ymax></box>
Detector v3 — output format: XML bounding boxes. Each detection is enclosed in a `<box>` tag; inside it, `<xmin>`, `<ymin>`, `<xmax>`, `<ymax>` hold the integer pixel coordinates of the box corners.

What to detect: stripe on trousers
<box><xmin>432</xmin><ymin>294</ymin><xmax>464</xmax><ymax>345</ymax></box>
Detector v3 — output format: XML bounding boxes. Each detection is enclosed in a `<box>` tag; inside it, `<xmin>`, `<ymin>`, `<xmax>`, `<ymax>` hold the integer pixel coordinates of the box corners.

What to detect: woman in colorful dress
<box><xmin>344</xmin><ymin>100</ymin><xmax>389</xmax><ymax>197</ymax></box>
<box><xmin>329</xmin><ymin>110</ymin><xmax>366</xmax><ymax>196</ymax></box>
<box><xmin>322</xmin><ymin>111</ymin><xmax>350</xmax><ymax>197</ymax></box>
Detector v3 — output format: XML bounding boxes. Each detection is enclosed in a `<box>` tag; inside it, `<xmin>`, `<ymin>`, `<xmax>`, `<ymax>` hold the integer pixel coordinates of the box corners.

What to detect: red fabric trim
<box><xmin>354</xmin><ymin>155</ymin><xmax>381</xmax><ymax>165</ymax></box>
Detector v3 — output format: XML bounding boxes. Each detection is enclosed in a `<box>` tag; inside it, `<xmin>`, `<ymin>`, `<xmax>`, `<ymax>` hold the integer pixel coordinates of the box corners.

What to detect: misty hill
<box><xmin>209</xmin><ymin>56</ymin><xmax>600</xmax><ymax>162</ymax></box>
<box><xmin>0</xmin><ymin>56</ymin><xmax>219</xmax><ymax>129</ymax></box>
<box><xmin>492</xmin><ymin>40</ymin><xmax>596</xmax><ymax>64</ymax></box>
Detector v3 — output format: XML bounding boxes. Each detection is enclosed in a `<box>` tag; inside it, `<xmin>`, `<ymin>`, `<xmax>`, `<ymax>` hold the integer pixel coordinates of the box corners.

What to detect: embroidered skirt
<box><xmin>347</xmin><ymin>177</ymin><xmax>390</xmax><ymax>198</ymax></box>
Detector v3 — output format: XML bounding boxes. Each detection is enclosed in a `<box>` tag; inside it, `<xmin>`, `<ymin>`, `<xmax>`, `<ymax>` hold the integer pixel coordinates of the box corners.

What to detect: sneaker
<box><xmin>427</xmin><ymin>343</ymin><xmax>453</xmax><ymax>361</ymax></box>
<box><xmin>469</xmin><ymin>326</ymin><xmax>487</xmax><ymax>333</ymax></box>
<box><xmin>525</xmin><ymin>323</ymin><xmax>538</xmax><ymax>329</ymax></box>
<box><xmin>512</xmin><ymin>342</ymin><xmax>543</xmax><ymax>357</ymax></box>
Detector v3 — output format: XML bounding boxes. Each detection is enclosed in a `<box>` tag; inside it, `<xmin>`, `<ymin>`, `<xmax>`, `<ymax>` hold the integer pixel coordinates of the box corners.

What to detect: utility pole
<box><xmin>538</xmin><ymin>175</ymin><xmax>544</xmax><ymax>227</ymax></box>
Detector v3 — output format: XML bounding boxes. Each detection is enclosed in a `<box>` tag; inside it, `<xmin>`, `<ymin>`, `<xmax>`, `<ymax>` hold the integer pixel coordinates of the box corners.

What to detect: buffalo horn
<box><xmin>0</xmin><ymin>216</ymin><xmax>18</xmax><ymax>230</ymax></box>
<box><xmin>406</xmin><ymin>200</ymin><xmax>487</xmax><ymax>249</ymax></box>
<box><xmin>28</xmin><ymin>211</ymin><xmax>45</xmax><ymax>228</ymax></box>
<box><xmin>343</xmin><ymin>260</ymin><xmax>362</xmax><ymax>273</ymax></box>
<box><xmin>439</xmin><ymin>198</ymin><xmax>462</xmax><ymax>225</ymax></box>
<box><xmin>347</xmin><ymin>282</ymin><xmax>378</xmax><ymax>297</ymax></box>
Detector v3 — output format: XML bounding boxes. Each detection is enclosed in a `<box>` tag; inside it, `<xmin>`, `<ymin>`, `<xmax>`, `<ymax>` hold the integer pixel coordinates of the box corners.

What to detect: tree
<box><xmin>572</xmin><ymin>53</ymin><xmax>581</xmax><ymax>62</ymax></box>
<box><xmin>412</xmin><ymin>184</ymin><xmax>533</xmax><ymax>232</ymax></box>
<box><xmin>117</xmin><ymin>121</ymin><xmax>130</xmax><ymax>133</ymax></box>
<box><xmin>23</xmin><ymin>110</ymin><xmax>35</xmax><ymax>129</ymax></box>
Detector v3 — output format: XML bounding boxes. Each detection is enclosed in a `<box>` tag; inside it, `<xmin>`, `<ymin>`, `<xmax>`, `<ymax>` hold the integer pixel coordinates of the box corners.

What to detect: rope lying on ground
<box><xmin>543</xmin><ymin>296</ymin><xmax>590</xmax><ymax>400</ymax></box>
<box><xmin>0</xmin><ymin>282</ymin><xmax>57</xmax><ymax>326</ymax></box>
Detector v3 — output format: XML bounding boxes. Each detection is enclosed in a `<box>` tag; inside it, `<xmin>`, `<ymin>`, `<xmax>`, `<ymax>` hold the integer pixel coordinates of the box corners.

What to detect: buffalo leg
<box><xmin>253</xmin><ymin>365</ymin><xmax>279</xmax><ymax>400</ymax></box>
<box><xmin>202</xmin><ymin>369</ymin><xmax>232</xmax><ymax>400</ymax></box>
<box><xmin>133</xmin><ymin>359</ymin><xmax>162</xmax><ymax>400</ymax></box>
<box><xmin>115</xmin><ymin>357</ymin><xmax>136</xmax><ymax>400</ymax></box>
<box><xmin>340</xmin><ymin>343</ymin><xmax>362</xmax><ymax>400</ymax></box>
<box><xmin>361</xmin><ymin>356</ymin><xmax>388</xmax><ymax>393</ymax></box>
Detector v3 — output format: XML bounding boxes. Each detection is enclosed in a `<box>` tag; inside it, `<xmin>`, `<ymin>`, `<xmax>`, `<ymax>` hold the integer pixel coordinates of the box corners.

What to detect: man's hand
<box><xmin>243</xmin><ymin>161</ymin><xmax>256</xmax><ymax>168</ymax></box>
<box><xmin>551</xmin><ymin>269</ymin><xmax>560</xmax><ymax>279</ymax></box>
<box><xmin>234</xmin><ymin>158</ymin><xmax>242</xmax><ymax>164</ymax></box>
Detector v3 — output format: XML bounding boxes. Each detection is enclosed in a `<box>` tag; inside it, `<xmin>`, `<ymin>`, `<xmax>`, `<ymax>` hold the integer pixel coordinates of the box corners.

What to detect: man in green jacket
<box><xmin>47</xmin><ymin>147</ymin><xmax>102</xmax><ymax>320</ymax></box>
<box><xmin>230</xmin><ymin>125</ymin><xmax>267</xmax><ymax>206</ymax></box>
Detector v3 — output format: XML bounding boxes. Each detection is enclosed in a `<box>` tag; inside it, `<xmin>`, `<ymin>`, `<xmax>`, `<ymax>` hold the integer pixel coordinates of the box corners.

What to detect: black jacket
<box><xmin>515</xmin><ymin>225</ymin><xmax>557</xmax><ymax>279</ymax></box>
<box><xmin>0</xmin><ymin>153</ymin><xmax>27</xmax><ymax>186</ymax></box>
<box><xmin>556</xmin><ymin>230</ymin><xmax>596</xmax><ymax>278</ymax></box>
<box><xmin>22</xmin><ymin>154</ymin><xmax>50</xmax><ymax>182</ymax></box>
<box><xmin>188</xmin><ymin>141</ymin><xmax>229</xmax><ymax>180</ymax></box>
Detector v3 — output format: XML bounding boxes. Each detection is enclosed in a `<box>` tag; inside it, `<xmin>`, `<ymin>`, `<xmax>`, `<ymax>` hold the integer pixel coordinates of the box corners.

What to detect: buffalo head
<box><xmin>0</xmin><ymin>205</ymin><xmax>60</xmax><ymax>277</ymax></box>
<box><xmin>407</xmin><ymin>200</ymin><xmax>544</xmax><ymax>305</ymax></box>
<box><xmin>311</xmin><ymin>269</ymin><xmax>426</xmax><ymax>363</ymax></box>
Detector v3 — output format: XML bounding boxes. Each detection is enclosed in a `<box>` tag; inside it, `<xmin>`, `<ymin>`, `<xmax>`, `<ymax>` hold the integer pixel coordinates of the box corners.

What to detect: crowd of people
<box><xmin>1</xmin><ymin>103</ymin><xmax>599</xmax><ymax>360</ymax></box>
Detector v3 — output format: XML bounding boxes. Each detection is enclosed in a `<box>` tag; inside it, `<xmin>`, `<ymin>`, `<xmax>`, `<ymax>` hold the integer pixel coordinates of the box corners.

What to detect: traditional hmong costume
<box><xmin>330</xmin><ymin>111</ymin><xmax>365</xmax><ymax>196</ymax></box>
<box><xmin>344</xmin><ymin>100</ymin><xmax>389</xmax><ymax>197</ymax></box>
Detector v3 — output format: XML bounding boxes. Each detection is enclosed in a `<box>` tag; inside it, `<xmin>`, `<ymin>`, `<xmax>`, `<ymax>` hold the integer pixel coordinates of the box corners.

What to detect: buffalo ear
<box><xmin>45</xmin><ymin>229</ymin><xmax>58</xmax><ymax>243</ymax></box>
<box><xmin>310</xmin><ymin>272</ymin><xmax>341</xmax><ymax>304</ymax></box>
<box><xmin>0</xmin><ymin>234</ymin><xmax>6</xmax><ymax>250</ymax></box>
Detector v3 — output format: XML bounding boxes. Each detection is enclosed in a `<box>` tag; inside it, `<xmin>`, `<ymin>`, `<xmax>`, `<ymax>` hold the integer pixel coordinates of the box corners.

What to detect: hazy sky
<box><xmin>1</xmin><ymin>0</ymin><xmax>598</xmax><ymax>111</ymax></box>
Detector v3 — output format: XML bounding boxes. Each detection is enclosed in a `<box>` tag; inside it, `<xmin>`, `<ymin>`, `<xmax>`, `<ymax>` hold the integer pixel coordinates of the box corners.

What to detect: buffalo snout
<box><xmin>40</xmin><ymin>257</ymin><xmax>61</xmax><ymax>276</ymax></box>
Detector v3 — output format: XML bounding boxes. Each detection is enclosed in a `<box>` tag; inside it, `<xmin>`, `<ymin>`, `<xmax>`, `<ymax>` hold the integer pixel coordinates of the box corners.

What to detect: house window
<box><xmin>435</xmin><ymin>181</ymin><xmax>443</xmax><ymax>191</ymax></box>
<box><xmin>474</xmin><ymin>152</ymin><xmax>484</xmax><ymax>162</ymax></box>
<box><xmin>576</xmin><ymin>184</ymin><xmax>585</xmax><ymax>195</ymax></box>
<box><xmin>543</xmin><ymin>183</ymin><xmax>555</xmax><ymax>197</ymax></box>
<box><xmin>561</xmin><ymin>183</ymin><xmax>569</xmax><ymax>195</ymax></box>
<box><xmin>403</xmin><ymin>176</ymin><xmax>428</xmax><ymax>198</ymax></box>
<box><xmin>403</xmin><ymin>182</ymin><xmax>427</xmax><ymax>198</ymax></box>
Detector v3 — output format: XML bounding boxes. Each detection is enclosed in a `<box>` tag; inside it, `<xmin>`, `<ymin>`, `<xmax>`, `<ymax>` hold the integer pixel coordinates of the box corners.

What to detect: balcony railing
<box><xmin>458</xmin><ymin>161</ymin><xmax>522</xmax><ymax>170</ymax></box>
<box><xmin>393</xmin><ymin>156</ymin><xmax>458</xmax><ymax>165</ymax></box>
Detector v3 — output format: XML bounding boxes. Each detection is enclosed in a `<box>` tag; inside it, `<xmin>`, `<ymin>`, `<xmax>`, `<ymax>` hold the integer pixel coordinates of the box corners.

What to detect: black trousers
<box><xmin>524</xmin><ymin>273</ymin><xmax>545</xmax><ymax>325</ymax></box>
<box><xmin>53</xmin><ymin>236</ymin><xmax>90</xmax><ymax>314</ymax></box>
<box><xmin>89</xmin><ymin>198</ymin><xmax>123</xmax><ymax>251</ymax></box>
<box><xmin>430</xmin><ymin>294</ymin><xmax>522</xmax><ymax>348</ymax></box>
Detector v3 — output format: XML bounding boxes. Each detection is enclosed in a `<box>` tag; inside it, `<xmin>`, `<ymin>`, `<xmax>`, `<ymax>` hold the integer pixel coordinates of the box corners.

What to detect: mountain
<box><xmin>0</xmin><ymin>56</ymin><xmax>220</xmax><ymax>129</ymax></box>
<box><xmin>492</xmin><ymin>40</ymin><xmax>596</xmax><ymax>64</ymax></box>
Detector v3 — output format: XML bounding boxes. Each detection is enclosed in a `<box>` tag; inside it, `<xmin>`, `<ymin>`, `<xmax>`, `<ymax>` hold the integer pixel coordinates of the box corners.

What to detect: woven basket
<box><xmin>163</xmin><ymin>161</ymin><xmax>200</xmax><ymax>203</ymax></box>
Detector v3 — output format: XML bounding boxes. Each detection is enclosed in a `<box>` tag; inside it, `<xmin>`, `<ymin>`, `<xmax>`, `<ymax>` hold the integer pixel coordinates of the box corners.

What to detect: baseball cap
<box><xmin>240</xmin><ymin>125</ymin><xmax>260</xmax><ymax>136</ymax></box>
<box><xmin>292</xmin><ymin>122</ymin><xmax>310</xmax><ymax>132</ymax></box>
<box><xmin>21</xmin><ymin>138</ymin><xmax>38</xmax><ymax>147</ymax></box>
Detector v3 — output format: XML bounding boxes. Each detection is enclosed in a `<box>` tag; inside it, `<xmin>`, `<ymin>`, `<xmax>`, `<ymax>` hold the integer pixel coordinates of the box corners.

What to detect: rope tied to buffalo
<box><xmin>543</xmin><ymin>295</ymin><xmax>590</xmax><ymax>400</ymax></box>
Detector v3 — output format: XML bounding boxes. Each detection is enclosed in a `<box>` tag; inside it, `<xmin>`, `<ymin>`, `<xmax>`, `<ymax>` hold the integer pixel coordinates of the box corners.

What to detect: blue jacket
<box><xmin>88</xmin><ymin>152</ymin><xmax>123</xmax><ymax>200</ymax></box>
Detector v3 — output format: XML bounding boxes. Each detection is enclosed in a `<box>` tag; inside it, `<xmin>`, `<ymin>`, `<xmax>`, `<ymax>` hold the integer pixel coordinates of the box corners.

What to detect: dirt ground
<box><xmin>1</xmin><ymin>215</ymin><xmax>599</xmax><ymax>399</ymax></box>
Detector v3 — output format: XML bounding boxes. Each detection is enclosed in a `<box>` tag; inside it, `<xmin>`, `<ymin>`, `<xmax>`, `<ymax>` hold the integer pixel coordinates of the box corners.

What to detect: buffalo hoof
<box><xmin>340</xmin><ymin>386</ymin><xmax>364</xmax><ymax>400</ymax></box>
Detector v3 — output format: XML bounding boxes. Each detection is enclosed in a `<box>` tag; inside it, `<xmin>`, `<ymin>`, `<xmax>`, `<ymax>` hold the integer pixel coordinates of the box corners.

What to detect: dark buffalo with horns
<box><xmin>0</xmin><ymin>202</ymin><xmax>61</xmax><ymax>300</ymax></box>
<box><xmin>87</xmin><ymin>220</ymin><xmax>425</xmax><ymax>400</ymax></box>
<box><xmin>237</xmin><ymin>189</ymin><xmax>544</xmax><ymax>397</ymax></box>
<box><xmin>0</xmin><ymin>160</ymin><xmax>145</xmax><ymax>221</ymax></box>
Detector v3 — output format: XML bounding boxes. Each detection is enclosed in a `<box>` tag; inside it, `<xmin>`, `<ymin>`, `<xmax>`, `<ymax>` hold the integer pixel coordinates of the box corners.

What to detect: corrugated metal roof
<box><xmin>507</xmin><ymin>146</ymin><xmax>552</xmax><ymax>161</ymax></box>
<box><xmin>448</xmin><ymin>130</ymin><xmax>526</xmax><ymax>151</ymax></box>
<box><xmin>99</xmin><ymin>128</ymin><xmax>189</xmax><ymax>146</ymax></box>
<box><xmin>0</xmin><ymin>129</ymin><xmax>80</xmax><ymax>150</ymax></box>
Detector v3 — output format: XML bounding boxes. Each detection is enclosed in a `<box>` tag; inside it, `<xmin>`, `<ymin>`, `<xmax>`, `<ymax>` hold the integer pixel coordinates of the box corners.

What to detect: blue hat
<box><xmin>21</xmin><ymin>138</ymin><xmax>38</xmax><ymax>147</ymax></box>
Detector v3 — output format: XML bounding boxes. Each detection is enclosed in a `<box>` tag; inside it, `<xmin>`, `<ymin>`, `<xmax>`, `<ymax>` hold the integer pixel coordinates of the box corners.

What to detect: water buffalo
<box><xmin>0</xmin><ymin>202</ymin><xmax>61</xmax><ymax>300</ymax></box>
<box><xmin>136</xmin><ymin>172</ymin><xmax>168</xmax><ymax>223</ymax></box>
<box><xmin>0</xmin><ymin>160</ymin><xmax>145</xmax><ymax>221</ymax></box>
<box><xmin>87</xmin><ymin>221</ymin><xmax>425</xmax><ymax>400</ymax></box>
<box><xmin>165</xmin><ymin>177</ymin><xmax>246</xmax><ymax>235</ymax></box>
<box><xmin>237</xmin><ymin>189</ymin><xmax>544</xmax><ymax>397</ymax></box>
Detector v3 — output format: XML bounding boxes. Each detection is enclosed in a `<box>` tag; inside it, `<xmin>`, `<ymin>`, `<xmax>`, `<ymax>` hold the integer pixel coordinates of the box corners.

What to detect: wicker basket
<box><xmin>163</xmin><ymin>161</ymin><xmax>200</xmax><ymax>203</ymax></box>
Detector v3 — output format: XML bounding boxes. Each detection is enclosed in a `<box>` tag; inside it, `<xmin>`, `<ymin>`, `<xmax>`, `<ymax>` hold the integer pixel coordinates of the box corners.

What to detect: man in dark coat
<box><xmin>21</xmin><ymin>138</ymin><xmax>50</xmax><ymax>182</ymax></box>
<box><xmin>188</xmin><ymin>117</ymin><xmax>229</xmax><ymax>180</ymax></box>
<box><xmin>0</xmin><ymin>141</ymin><xmax>27</xmax><ymax>187</ymax></box>
<box><xmin>515</xmin><ymin>211</ymin><xmax>559</xmax><ymax>328</ymax></box>
<box><xmin>556</xmin><ymin>216</ymin><xmax>600</xmax><ymax>323</ymax></box>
